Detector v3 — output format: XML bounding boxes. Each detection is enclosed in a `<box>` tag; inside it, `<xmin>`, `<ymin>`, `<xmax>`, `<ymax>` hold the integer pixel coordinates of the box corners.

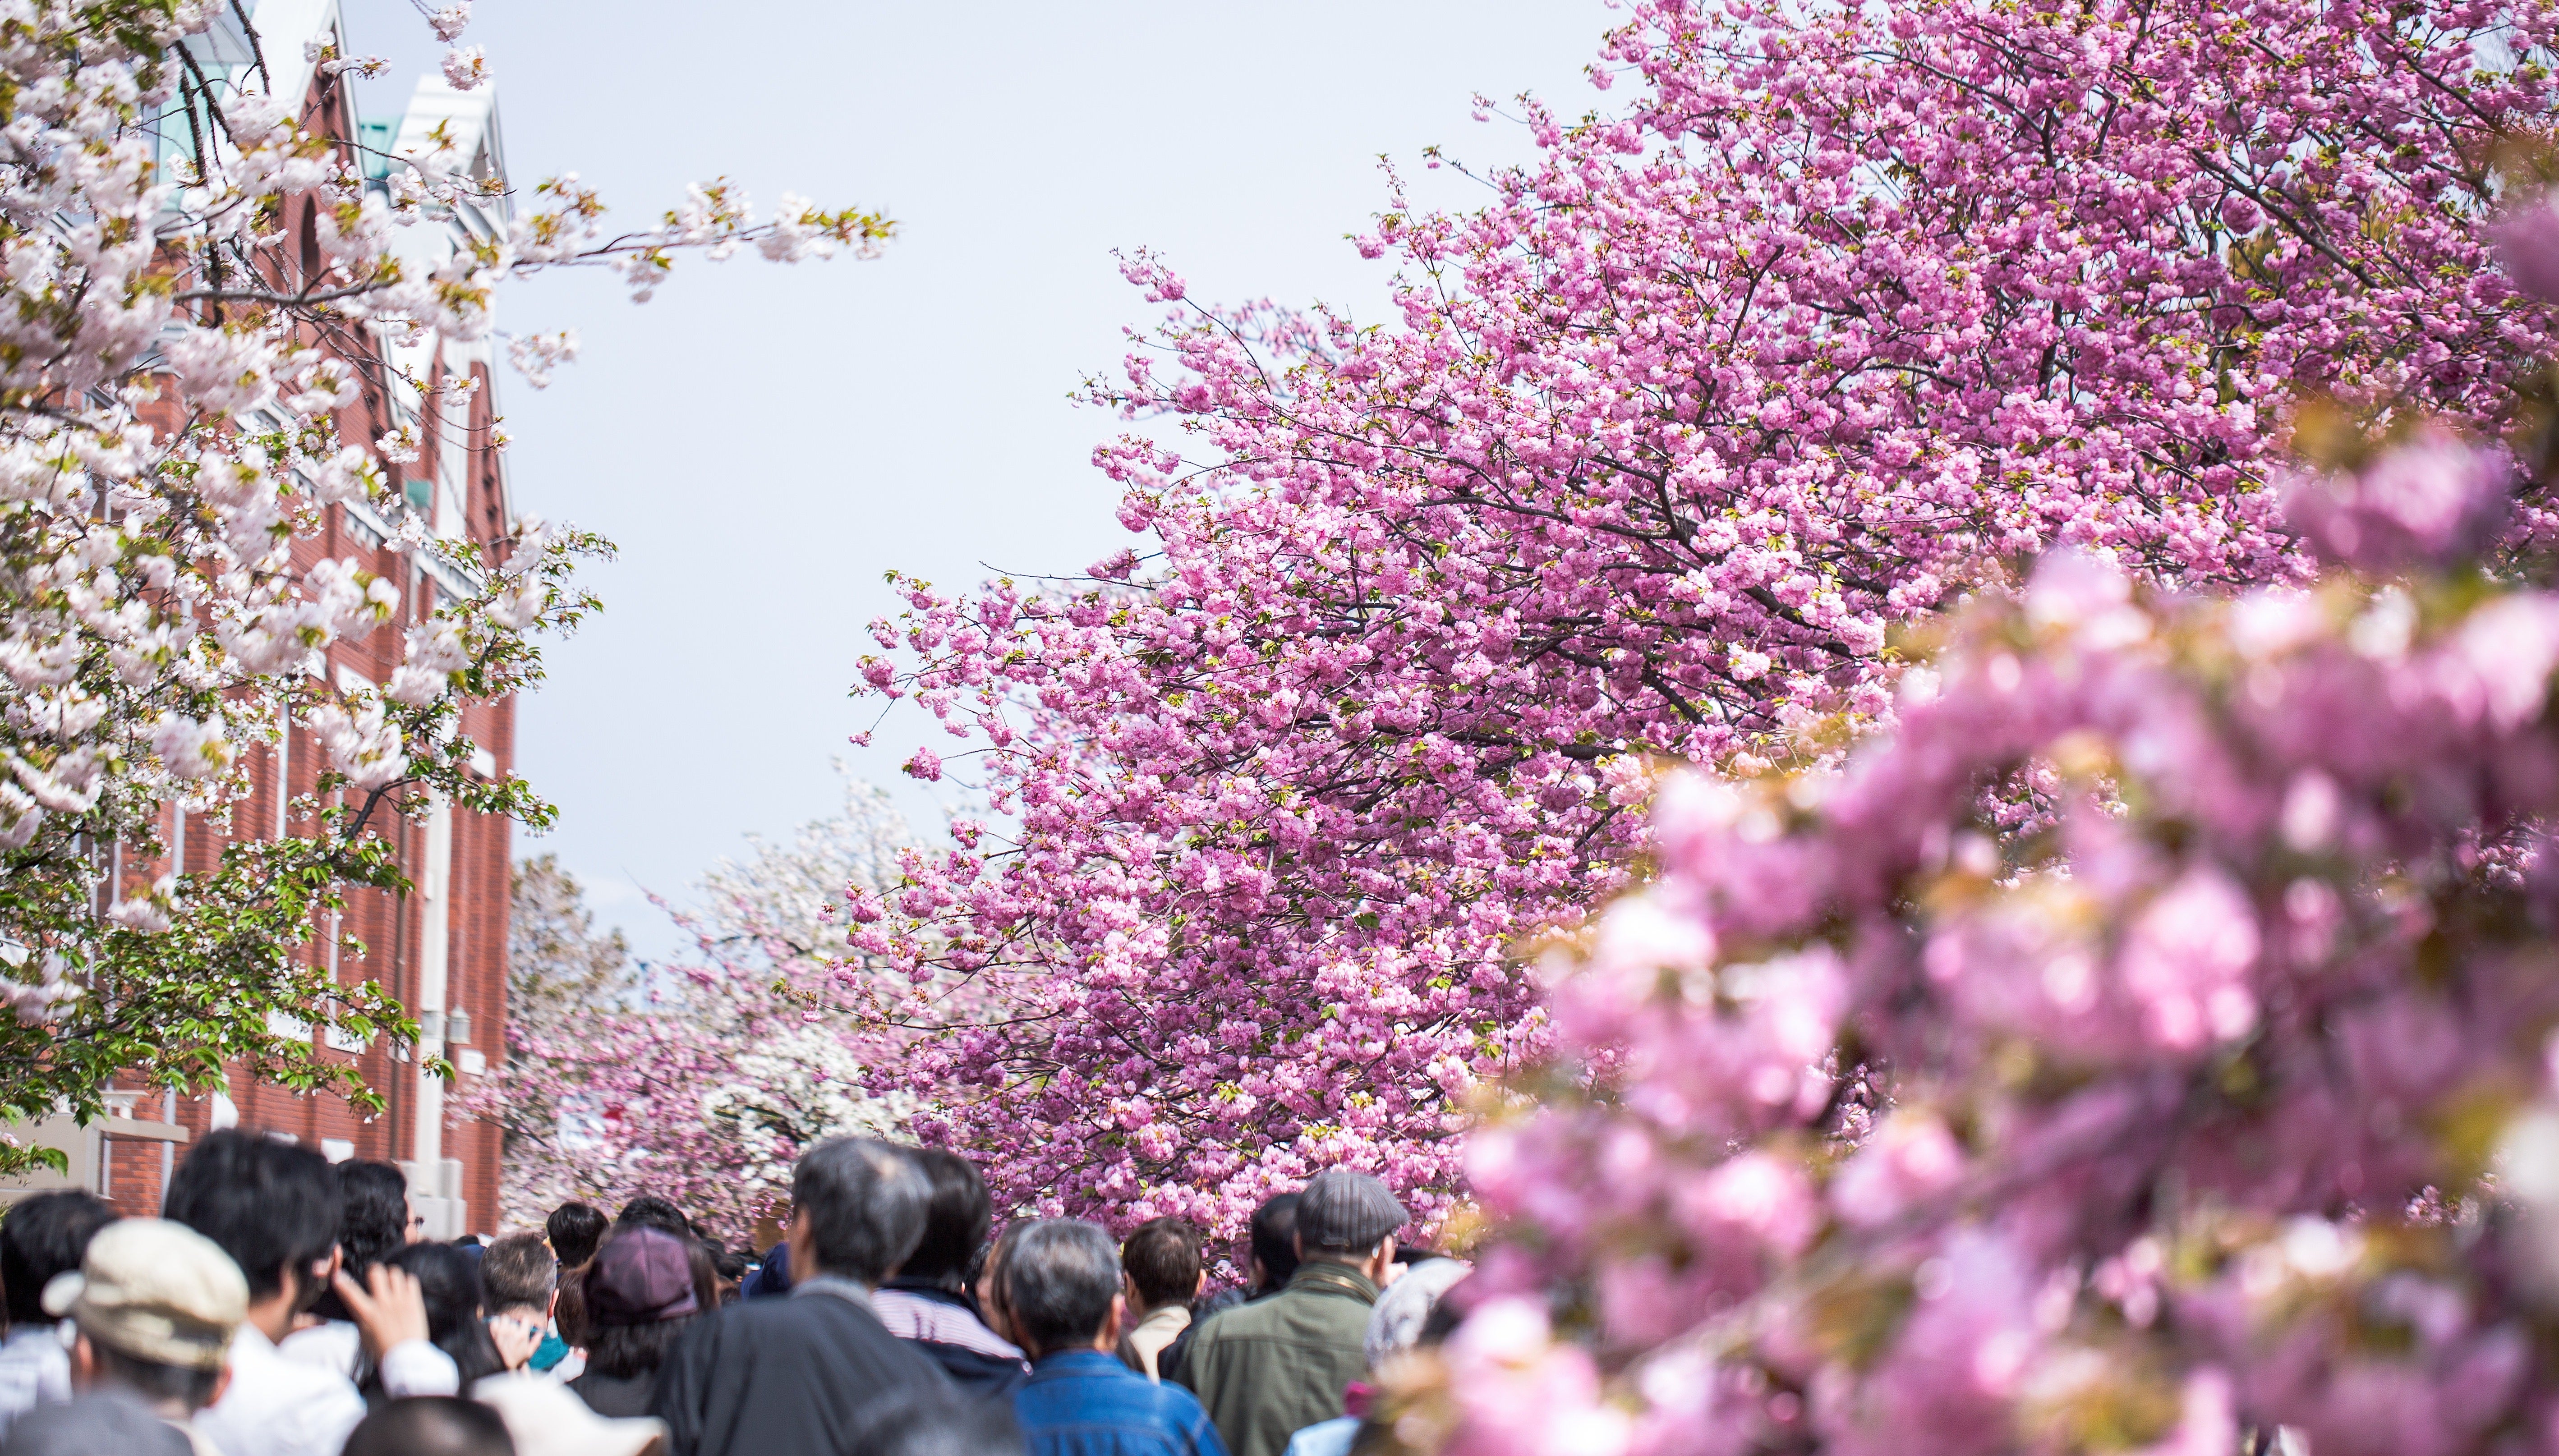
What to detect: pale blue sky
<box><xmin>341</xmin><ymin>1</ymin><xmax>1616</xmax><ymax>958</ymax></box>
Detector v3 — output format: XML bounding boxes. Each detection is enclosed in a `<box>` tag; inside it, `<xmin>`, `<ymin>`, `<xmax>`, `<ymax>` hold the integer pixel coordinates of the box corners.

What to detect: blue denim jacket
<box><xmin>1014</xmin><ymin>1350</ymin><xmax>1231</xmax><ymax>1456</ymax></box>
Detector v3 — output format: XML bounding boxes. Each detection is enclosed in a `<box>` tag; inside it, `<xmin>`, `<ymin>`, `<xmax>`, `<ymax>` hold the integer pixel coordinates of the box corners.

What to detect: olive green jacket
<box><xmin>1172</xmin><ymin>1263</ymin><xmax>1378</xmax><ymax>1456</ymax></box>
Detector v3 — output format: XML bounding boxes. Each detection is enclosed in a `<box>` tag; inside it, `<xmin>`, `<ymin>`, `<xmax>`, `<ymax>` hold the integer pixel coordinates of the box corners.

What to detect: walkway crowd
<box><xmin>0</xmin><ymin>1132</ymin><xmax>1470</xmax><ymax>1456</ymax></box>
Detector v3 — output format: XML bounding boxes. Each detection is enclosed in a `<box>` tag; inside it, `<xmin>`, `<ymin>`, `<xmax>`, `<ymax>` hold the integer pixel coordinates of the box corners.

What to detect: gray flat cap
<box><xmin>1296</xmin><ymin>1168</ymin><xmax>1407</xmax><ymax>1253</ymax></box>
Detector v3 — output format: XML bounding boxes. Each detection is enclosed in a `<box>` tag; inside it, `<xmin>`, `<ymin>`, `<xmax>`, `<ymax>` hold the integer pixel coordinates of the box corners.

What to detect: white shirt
<box><xmin>1284</xmin><ymin>1417</ymin><xmax>1359</xmax><ymax>1456</ymax></box>
<box><xmin>0</xmin><ymin>1324</ymin><xmax>70</xmax><ymax>1442</ymax></box>
<box><xmin>274</xmin><ymin>1320</ymin><xmax>360</xmax><ymax>1379</ymax></box>
<box><xmin>195</xmin><ymin>1322</ymin><xmax>458</xmax><ymax>1456</ymax></box>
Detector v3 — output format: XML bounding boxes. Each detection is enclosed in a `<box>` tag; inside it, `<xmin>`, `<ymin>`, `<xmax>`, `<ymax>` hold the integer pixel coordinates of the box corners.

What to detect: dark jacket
<box><xmin>740</xmin><ymin>1241</ymin><xmax>791</xmax><ymax>1300</ymax></box>
<box><xmin>568</xmin><ymin>1368</ymin><xmax>656</xmax><ymax>1418</ymax></box>
<box><xmin>652</xmin><ymin>1277</ymin><xmax>956</xmax><ymax>1456</ymax></box>
<box><xmin>1014</xmin><ymin>1350</ymin><xmax>1227</xmax><ymax>1456</ymax></box>
<box><xmin>1171</xmin><ymin>1265</ymin><xmax>1376</xmax><ymax>1456</ymax></box>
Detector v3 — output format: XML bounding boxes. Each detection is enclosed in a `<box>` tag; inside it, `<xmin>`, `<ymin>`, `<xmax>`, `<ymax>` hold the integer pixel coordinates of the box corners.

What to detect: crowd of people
<box><xmin>0</xmin><ymin>1131</ymin><xmax>1470</xmax><ymax>1456</ymax></box>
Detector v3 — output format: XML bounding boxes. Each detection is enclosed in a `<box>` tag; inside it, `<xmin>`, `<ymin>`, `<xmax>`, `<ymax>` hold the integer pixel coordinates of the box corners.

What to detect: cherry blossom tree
<box><xmin>0</xmin><ymin>0</ymin><xmax>892</xmax><ymax>1174</ymax></box>
<box><xmin>854</xmin><ymin>0</ymin><xmax>2559</xmax><ymax>1230</ymax></box>
<box><xmin>481</xmin><ymin>771</ymin><xmax>924</xmax><ymax>1237</ymax></box>
<box><xmin>1394</xmin><ymin>404</ymin><xmax>2559</xmax><ymax>1454</ymax></box>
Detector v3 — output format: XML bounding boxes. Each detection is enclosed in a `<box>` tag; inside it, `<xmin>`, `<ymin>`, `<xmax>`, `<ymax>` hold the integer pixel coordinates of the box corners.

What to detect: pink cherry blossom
<box><xmin>851</xmin><ymin>0</ymin><xmax>2559</xmax><ymax>1236</ymax></box>
<box><xmin>1426</xmin><ymin>450</ymin><xmax>2559</xmax><ymax>1451</ymax></box>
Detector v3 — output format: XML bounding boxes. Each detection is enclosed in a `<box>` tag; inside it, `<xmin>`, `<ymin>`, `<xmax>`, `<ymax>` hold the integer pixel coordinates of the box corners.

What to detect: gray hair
<box><xmin>999</xmin><ymin>1219</ymin><xmax>1122</xmax><ymax>1355</ymax></box>
<box><xmin>1365</xmin><ymin>1257</ymin><xmax>1470</xmax><ymax>1368</ymax></box>
<box><xmin>792</xmin><ymin>1138</ymin><xmax>929</xmax><ymax>1286</ymax></box>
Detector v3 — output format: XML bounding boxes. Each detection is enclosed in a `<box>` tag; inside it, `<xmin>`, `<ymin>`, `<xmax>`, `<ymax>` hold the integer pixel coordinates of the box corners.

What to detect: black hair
<box><xmin>581</xmin><ymin>1317</ymin><xmax>691</xmax><ymax>1380</ymax></box>
<box><xmin>546</xmin><ymin>1201</ymin><xmax>607</xmax><ymax>1269</ymax></box>
<box><xmin>702</xmin><ymin>1236</ymin><xmax>749</xmax><ymax>1303</ymax></box>
<box><xmin>91</xmin><ymin>1340</ymin><xmax>222</xmax><ymax>1410</ymax></box>
<box><xmin>1121</xmin><ymin>1217</ymin><xmax>1202</xmax><ymax>1310</ymax></box>
<box><xmin>336</xmin><ymin>1161</ymin><xmax>413</xmax><ymax>1278</ymax></box>
<box><xmin>1000</xmin><ymin>1220</ymin><xmax>1121</xmax><ymax>1356</ymax></box>
<box><xmin>163</xmin><ymin>1130</ymin><xmax>339</xmax><ymax>1304</ymax></box>
<box><xmin>1249</xmin><ymin>1192</ymin><xmax>1301</xmax><ymax>1294</ymax></box>
<box><xmin>902</xmin><ymin>1148</ymin><xmax>994</xmax><ymax>1290</ymax></box>
<box><xmin>1418</xmin><ymin>1285</ymin><xmax>1469</xmax><ymax>1347</ymax></box>
<box><xmin>615</xmin><ymin>1194</ymin><xmax>691</xmax><ymax>1238</ymax></box>
<box><xmin>310</xmin><ymin>1159</ymin><xmax>414</xmax><ymax>1323</ymax></box>
<box><xmin>792</xmin><ymin>1138</ymin><xmax>928</xmax><ymax>1285</ymax></box>
<box><xmin>343</xmin><ymin>1396</ymin><xmax>515</xmax><ymax>1456</ymax></box>
<box><xmin>360</xmin><ymin>1242</ymin><xmax>503</xmax><ymax>1396</ymax></box>
<box><xmin>0</xmin><ymin>1190</ymin><xmax>116</xmax><ymax>1326</ymax></box>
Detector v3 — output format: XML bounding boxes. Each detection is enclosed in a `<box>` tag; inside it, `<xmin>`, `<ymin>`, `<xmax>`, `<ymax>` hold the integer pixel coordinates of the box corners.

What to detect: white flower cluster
<box><xmin>702</xmin><ymin>1024</ymin><xmax>920</xmax><ymax>1197</ymax></box>
<box><xmin>0</xmin><ymin>0</ymin><xmax>878</xmax><ymax>1041</ymax></box>
<box><xmin>0</xmin><ymin>1</ymin><xmax>575</xmax><ymax>1020</ymax></box>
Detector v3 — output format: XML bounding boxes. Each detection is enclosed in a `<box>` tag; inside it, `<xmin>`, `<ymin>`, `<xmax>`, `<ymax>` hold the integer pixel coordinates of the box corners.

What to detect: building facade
<box><xmin>4</xmin><ymin>0</ymin><xmax>520</xmax><ymax>1236</ymax></box>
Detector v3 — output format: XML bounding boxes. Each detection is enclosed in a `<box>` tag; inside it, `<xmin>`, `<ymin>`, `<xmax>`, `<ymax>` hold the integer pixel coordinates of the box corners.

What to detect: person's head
<box><xmin>580</xmin><ymin>1223</ymin><xmax>712</xmax><ymax>1382</ymax></box>
<box><xmin>341</xmin><ymin>1162</ymin><xmax>419</xmax><ymax>1272</ymax></box>
<box><xmin>787</xmin><ymin>1138</ymin><xmax>929</xmax><ymax>1286</ymax></box>
<box><xmin>1364</xmin><ymin>1259</ymin><xmax>1471</xmax><ymax>1370</ymax></box>
<box><xmin>342</xmin><ymin>1397</ymin><xmax>517</xmax><ymax>1456</ymax></box>
<box><xmin>1292</xmin><ymin>1169</ymin><xmax>1405</xmax><ymax>1279</ymax></box>
<box><xmin>379</xmin><ymin>1242</ymin><xmax>505</xmax><ymax>1389</ymax></box>
<box><xmin>974</xmin><ymin>1222</ymin><xmax>1021</xmax><ymax>1346</ymax></box>
<box><xmin>546</xmin><ymin>1202</ymin><xmax>607</xmax><ymax>1270</ymax></box>
<box><xmin>479</xmin><ymin>1231</ymin><xmax>554</xmax><ymax>1319</ymax></box>
<box><xmin>1</xmin><ymin>1190</ymin><xmax>117</xmax><ymax>1328</ymax></box>
<box><xmin>551</xmin><ymin>1268</ymin><xmax>592</xmax><ymax>1350</ymax></box>
<box><xmin>1247</xmin><ymin>1192</ymin><xmax>1301</xmax><ymax>1294</ymax></box>
<box><xmin>997</xmin><ymin>1219</ymin><xmax>1123</xmax><ymax>1361</ymax></box>
<box><xmin>313</xmin><ymin>1159</ymin><xmax>417</xmax><ymax>1331</ymax></box>
<box><xmin>900</xmin><ymin>1148</ymin><xmax>994</xmax><ymax>1293</ymax></box>
<box><xmin>615</xmin><ymin>1195</ymin><xmax>691</xmax><ymax>1239</ymax></box>
<box><xmin>50</xmin><ymin>1218</ymin><xmax>246</xmax><ymax>1416</ymax></box>
<box><xmin>163</xmin><ymin>1130</ymin><xmax>340</xmax><ymax>1314</ymax></box>
<box><xmin>1120</xmin><ymin>1217</ymin><xmax>1203</xmax><ymax>1317</ymax></box>
<box><xmin>701</xmin><ymin>1237</ymin><xmax>748</xmax><ymax>1305</ymax></box>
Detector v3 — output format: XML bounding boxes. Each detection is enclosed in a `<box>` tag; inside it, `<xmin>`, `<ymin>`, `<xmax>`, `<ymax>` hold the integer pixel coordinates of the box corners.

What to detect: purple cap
<box><xmin>583</xmin><ymin>1226</ymin><xmax>700</xmax><ymax>1327</ymax></box>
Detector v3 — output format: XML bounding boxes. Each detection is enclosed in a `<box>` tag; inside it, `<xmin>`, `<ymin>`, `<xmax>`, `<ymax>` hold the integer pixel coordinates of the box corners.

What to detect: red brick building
<box><xmin>4</xmin><ymin>3</ymin><xmax>521</xmax><ymax>1236</ymax></box>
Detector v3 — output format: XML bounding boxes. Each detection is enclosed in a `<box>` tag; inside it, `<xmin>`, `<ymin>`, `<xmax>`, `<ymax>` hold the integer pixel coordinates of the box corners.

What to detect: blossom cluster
<box><xmin>476</xmin><ymin>772</ymin><xmax>930</xmax><ymax>1240</ymax></box>
<box><xmin>480</xmin><ymin>968</ymin><xmax>919</xmax><ymax>1243</ymax></box>
<box><xmin>852</xmin><ymin>0</ymin><xmax>2559</xmax><ymax>1230</ymax></box>
<box><xmin>0</xmin><ymin>0</ymin><xmax>890</xmax><ymax>1152</ymax></box>
<box><xmin>1414</xmin><ymin>436</ymin><xmax>2559</xmax><ymax>1455</ymax></box>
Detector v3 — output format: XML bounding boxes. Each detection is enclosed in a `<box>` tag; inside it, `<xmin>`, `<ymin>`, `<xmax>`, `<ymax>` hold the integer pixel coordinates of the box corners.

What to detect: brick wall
<box><xmin>76</xmin><ymin>56</ymin><xmax>522</xmax><ymax>1231</ymax></box>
